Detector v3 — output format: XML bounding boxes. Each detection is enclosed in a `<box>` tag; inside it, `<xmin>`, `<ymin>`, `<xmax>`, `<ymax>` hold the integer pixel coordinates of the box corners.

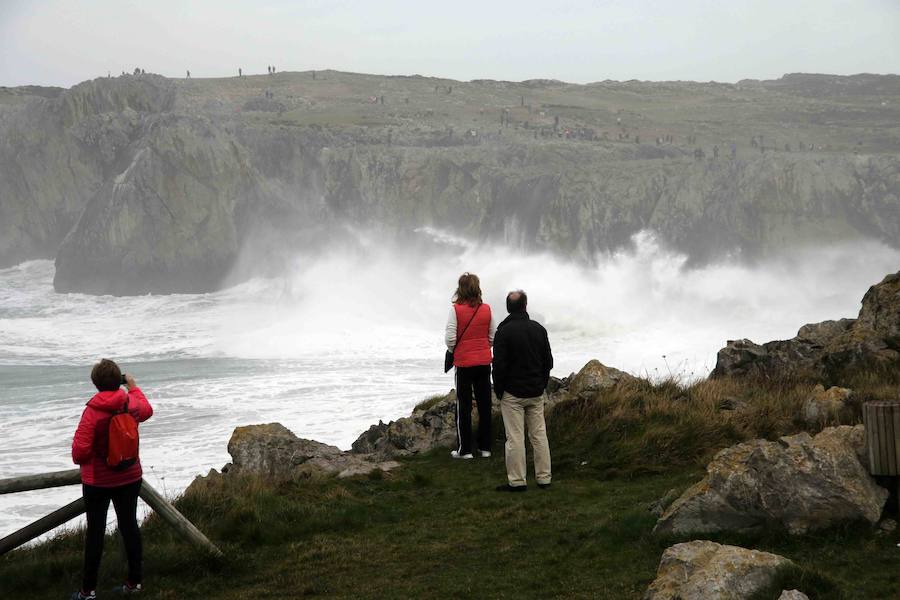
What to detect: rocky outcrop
<box><xmin>2</xmin><ymin>72</ymin><xmax>900</xmax><ymax>293</ymax></box>
<box><xmin>352</xmin><ymin>359</ymin><xmax>630</xmax><ymax>458</ymax></box>
<box><xmin>351</xmin><ymin>391</ymin><xmax>460</xmax><ymax>459</ymax></box>
<box><xmin>712</xmin><ymin>271</ymin><xmax>900</xmax><ymax>379</ymax></box>
<box><xmin>567</xmin><ymin>359</ymin><xmax>635</xmax><ymax>398</ymax></box>
<box><xmin>654</xmin><ymin>425</ymin><xmax>888</xmax><ymax>535</ymax></box>
<box><xmin>643</xmin><ymin>541</ymin><xmax>793</xmax><ymax>600</ymax></box>
<box><xmin>226</xmin><ymin>423</ymin><xmax>400</xmax><ymax>480</ymax></box>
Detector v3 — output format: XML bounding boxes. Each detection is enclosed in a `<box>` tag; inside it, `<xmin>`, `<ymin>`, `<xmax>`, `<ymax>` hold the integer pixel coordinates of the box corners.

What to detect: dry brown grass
<box><xmin>547</xmin><ymin>364</ymin><xmax>900</xmax><ymax>479</ymax></box>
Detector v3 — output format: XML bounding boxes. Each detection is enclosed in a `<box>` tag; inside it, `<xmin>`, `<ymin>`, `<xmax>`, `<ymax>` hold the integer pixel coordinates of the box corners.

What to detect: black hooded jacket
<box><xmin>492</xmin><ymin>311</ymin><xmax>553</xmax><ymax>399</ymax></box>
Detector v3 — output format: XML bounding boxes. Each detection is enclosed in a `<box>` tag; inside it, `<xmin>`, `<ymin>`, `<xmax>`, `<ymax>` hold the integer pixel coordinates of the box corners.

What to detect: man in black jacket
<box><xmin>493</xmin><ymin>290</ymin><xmax>553</xmax><ymax>491</ymax></box>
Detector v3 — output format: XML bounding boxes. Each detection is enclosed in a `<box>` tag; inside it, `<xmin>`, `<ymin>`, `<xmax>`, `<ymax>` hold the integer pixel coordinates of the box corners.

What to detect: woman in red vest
<box><xmin>445</xmin><ymin>273</ymin><xmax>496</xmax><ymax>459</ymax></box>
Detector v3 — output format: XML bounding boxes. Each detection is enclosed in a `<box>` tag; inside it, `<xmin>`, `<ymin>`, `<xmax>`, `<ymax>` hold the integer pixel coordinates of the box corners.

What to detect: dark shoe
<box><xmin>495</xmin><ymin>483</ymin><xmax>527</xmax><ymax>492</ymax></box>
<box><xmin>70</xmin><ymin>592</ymin><xmax>97</xmax><ymax>600</ymax></box>
<box><xmin>112</xmin><ymin>582</ymin><xmax>143</xmax><ymax>594</ymax></box>
<box><xmin>537</xmin><ymin>482</ymin><xmax>552</xmax><ymax>489</ymax></box>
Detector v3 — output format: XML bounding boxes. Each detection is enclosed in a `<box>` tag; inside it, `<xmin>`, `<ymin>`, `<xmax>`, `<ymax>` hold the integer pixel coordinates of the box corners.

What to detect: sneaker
<box><xmin>70</xmin><ymin>592</ymin><xmax>97</xmax><ymax>600</ymax></box>
<box><xmin>537</xmin><ymin>482</ymin><xmax>552</xmax><ymax>489</ymax></box>
<box><xmin>112</xmin><ymin>582</ymin><xmax>143</xmax><ymax>594</ymax></box>
<box><xmin>450</xmin><ymin>450</ymin><xmax>474</xmax><ymax>459</ymax></box>
<box><xmin>495</xmin><ymin>483</ymin><xmax>527</xmax><ymax>492</ymax></box>
<box><xmin>478</xmin><ymin>450</ymin><xmax>492</xmax><ymax>458</ymax></box>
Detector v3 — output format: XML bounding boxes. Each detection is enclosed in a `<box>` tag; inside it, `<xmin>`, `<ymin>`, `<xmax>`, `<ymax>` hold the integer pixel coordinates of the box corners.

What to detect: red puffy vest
<box><xmin>453</xmin><ymin>303</ymin><xmax>493</xmax><ymax>367</ymax></box>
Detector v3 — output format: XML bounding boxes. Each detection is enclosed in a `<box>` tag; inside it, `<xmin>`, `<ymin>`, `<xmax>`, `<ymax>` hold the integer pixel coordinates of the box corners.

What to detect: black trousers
<box><xmin>455</xmin><ymin>364</ymin><xmax>492</xmax><ymax>455</ymax></box>
<box><xmin>82</xmin><ymin>480</ymin><xmax>143</xmax><ymax>592</ymax></box>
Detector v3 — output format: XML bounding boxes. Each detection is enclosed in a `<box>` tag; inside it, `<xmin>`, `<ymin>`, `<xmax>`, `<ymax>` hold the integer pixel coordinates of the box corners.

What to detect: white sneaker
<box><xmin>450</xmin><ymin>450</ymin><xmax>474</xmax><ymax>459</ymax></box>
<box><xmin>479</xmin><ymin>450</ymin><xmax>492</xmax><ymax>458</ymax></box>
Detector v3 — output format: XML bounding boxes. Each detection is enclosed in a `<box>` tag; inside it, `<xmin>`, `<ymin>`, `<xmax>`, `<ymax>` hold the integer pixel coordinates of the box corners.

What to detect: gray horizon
<box><xmin>1</xmin><ymin>0</ymin><xmax>898</xmax><ymax>89</ymax></box>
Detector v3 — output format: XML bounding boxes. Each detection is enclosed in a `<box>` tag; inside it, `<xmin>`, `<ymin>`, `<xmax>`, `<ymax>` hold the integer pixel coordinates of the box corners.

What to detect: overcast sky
<box><xmin>1</xmin><ymin>0</ymin><xmax>897</xmax><ymax>88</ymax></box>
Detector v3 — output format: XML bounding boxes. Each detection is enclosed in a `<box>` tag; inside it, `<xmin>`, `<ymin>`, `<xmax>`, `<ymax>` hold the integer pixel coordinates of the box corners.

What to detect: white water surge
<box><xmin>1</xmin><ymin>229</ymin><xmax>898</xmax><ymax>536</ymax></box>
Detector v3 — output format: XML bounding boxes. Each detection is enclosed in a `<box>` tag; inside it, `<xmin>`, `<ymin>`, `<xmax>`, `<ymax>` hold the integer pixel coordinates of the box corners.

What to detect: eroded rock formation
<box><xmin>653</xmin><ymin>425</ymin><xmax>888</xmax><ymax>535</ymax></box>
<box><xmin>225</xmin><ymin>423</ymin><xmax>400</xmax><ymax>480</ymax></box>
<box><xmin>712</xmin><ymin>271</ymin><xmax>900</xmax><ymax>379</ymax></box>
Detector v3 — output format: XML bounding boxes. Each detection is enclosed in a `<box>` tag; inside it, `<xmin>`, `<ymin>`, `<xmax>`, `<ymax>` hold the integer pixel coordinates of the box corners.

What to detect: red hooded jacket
<box><xmin>72</xmin><ymin>387</ymin><xmax>153</xmax><ymax>487</ymax></box>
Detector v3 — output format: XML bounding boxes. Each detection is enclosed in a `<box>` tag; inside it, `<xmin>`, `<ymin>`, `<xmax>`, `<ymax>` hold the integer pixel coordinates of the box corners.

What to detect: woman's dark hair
<box><xmin>91</xmin><ymin>359</ymin><xmax>122</xmax><ymax>392</ymax></box>
<box><xmin>453</xmin><ymin>272</ymin><xmax>483</xmax><ymax>307</ymax></box>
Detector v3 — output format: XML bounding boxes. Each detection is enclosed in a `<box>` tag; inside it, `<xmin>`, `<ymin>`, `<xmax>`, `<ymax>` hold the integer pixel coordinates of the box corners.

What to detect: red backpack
<box><xmin>107</xmin><ymin>399</ymin><xmax>140</xmax><ymax>470</ymax></box>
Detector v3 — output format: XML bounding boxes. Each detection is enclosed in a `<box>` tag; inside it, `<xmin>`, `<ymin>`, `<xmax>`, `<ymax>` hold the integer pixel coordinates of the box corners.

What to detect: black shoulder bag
<box><xmin>444</xmin><ymin>304</ymin><xmax>481</xmax><ymax>373</ymax></box>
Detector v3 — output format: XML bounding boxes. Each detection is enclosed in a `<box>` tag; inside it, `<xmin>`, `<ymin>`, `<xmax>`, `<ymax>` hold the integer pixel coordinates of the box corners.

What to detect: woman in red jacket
<box><xmin>445</xmin><ymin>273</ymin><xmax>496</xmax><ymax>459</ymax></box>
<box><xmin>70</xmin><ymin>359</ymin><xmax>153</xmax><ymax>600</ymax></box>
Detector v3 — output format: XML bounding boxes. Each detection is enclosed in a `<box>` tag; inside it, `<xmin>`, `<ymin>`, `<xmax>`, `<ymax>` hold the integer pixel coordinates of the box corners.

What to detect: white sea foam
<box><xmin>0</xmin><ymin>230</ymin><xmax>898</xmax><ymax>535</ymax></box>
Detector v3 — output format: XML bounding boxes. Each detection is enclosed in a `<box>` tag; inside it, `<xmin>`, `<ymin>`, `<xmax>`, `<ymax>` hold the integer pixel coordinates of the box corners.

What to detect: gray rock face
<box><xmin>227</xmin><ymin>423</ymin><xmax>399</xmax><ymax>480</ymax></box>
<box><xmin>643</xmin><ymin>541</ymin><xmax>793</xmax><ymax>600</ymax></box>
<box><xmin>54</xmin><ymin>116</ymin><xmax>252</xmax><ymax>294</ymax></box>
<box><xmin>2</xmin><ymin>72</ymin><xmax>900</xmax><ymax>293</ymax></box>
<box><xmin>654</xmin><ymin>425</ymin><xmax>888</xmax><ymax>535</ymax></box>
<box><xmin>352</xmin><ymin>391</ymin><xmax>460</xmax><ymax>458</ymax></box>
<box><xmin>712</xmin><ymin>272</ymin><xmax>900</xmax><ymax>379</ymax></box>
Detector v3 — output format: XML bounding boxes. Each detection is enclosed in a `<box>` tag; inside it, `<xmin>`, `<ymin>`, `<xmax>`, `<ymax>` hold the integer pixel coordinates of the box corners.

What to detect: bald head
<box><xmin>506</xmin><ymin>290</ymin><xmax>527</xmax><ymax>314</ymax></box>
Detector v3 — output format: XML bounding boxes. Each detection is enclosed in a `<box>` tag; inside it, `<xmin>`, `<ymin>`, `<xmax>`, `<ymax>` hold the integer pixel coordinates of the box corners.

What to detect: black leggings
<box><xmin>455</xmin><ymin>364</ymin><xmax>493</xmax><ymax>455</ymax></box>
<box><xmin>82</xmin><ymin>480</ymin><xmax>143</xmax><ymax>592</ymax></box>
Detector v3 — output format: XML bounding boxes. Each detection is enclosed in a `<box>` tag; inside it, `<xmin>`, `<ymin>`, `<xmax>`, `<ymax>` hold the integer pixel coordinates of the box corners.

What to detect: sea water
<box><xmin>1</xmin><ymin>230</ymin><xmax>898</xmax><ymax>536</ymax></box>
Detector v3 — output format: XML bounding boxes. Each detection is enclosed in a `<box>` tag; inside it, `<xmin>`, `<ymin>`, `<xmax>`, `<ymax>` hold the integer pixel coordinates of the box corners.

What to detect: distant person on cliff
<box><xmin>492</xmin><ymin>290</ymin><xmax>553</xmax><ymax>492</ymax></box>
<box><xmin>70</xmin><ymin>359</ymin><xmax>153</xmax><ymax>600</ymax></box>
<box><xmin>445</xmin><ymin>273</ymin><xmax>496</xmax><ymax>459</ymax></box>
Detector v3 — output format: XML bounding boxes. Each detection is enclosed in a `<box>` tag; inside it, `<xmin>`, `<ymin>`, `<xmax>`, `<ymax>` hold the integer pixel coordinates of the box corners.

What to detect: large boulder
<box><xmin>643</xmin><ymin>541</ymin><xmax>793</xmax><ymax>600</ymax></box>
<box><xmin>227</xmin><ymin>423</ymin><xmax>399</xmax><ymax>480</ymax></box>
<box><xmin>567</xmin><ymin>359</ymin><xmax>635</xmax><ymax>397</ymax></box>
<box><xmin>712</xmin><ymin>271</ymin><xmax>900</xmax><ymax>379</ymax></box>
<box><xmin>800</xmin><ymin>384</ymin><xmax>852</xmax><ymax>428</ymax></box>
<box><xmin>654</xmin><ymin>425</ymin><xmax>888</xmax><ymax>535</ymax></box>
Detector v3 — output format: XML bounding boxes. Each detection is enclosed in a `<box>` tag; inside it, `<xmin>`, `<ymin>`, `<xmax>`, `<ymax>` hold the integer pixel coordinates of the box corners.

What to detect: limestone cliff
<box><xmin>1</xmin><ymin>71</ymin><xmax>898</xmax><ymax>294</ymax></box>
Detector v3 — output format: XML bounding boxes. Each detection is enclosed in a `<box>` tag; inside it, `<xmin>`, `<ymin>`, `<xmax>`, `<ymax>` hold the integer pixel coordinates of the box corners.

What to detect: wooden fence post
<box><xmin>139</xmin><ymin>481</ymin><xmax>223</xmax><ymax>557</ymax></box>
<box><xmin>863</xmin><ymin>400</ymin><xmax>900</xmax><ymax>510</ymax></box>
<box><xmin>0</xmin><ymin>498</ymin><xmax>85</xmax><ymax>556</ymax></box>
<box><xmin>864</xmin><ymin>401</ymin><xmax>900</xmax><ymax>476</ymax></box>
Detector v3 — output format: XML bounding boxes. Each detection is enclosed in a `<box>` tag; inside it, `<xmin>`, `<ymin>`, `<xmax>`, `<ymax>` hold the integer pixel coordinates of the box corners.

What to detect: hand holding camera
<box><xmin>121</xmin><ymin>373</ymin><xmax>137</xmax><ymax>391</ymax></box>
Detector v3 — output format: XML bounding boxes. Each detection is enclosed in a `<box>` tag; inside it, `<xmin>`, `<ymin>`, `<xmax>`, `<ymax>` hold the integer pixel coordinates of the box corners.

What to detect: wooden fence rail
<box><xmin>0</xmin><ymin>470</ymin><xmax>222</xmax><ymax>558</ymax></box>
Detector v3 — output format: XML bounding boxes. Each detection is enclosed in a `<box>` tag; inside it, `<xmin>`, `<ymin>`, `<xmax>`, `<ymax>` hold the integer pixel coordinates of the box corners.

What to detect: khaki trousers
<box><xmin>500</xmin><ymin>392</ymin><xmax>552</xmax><ymax>487</ymax></box>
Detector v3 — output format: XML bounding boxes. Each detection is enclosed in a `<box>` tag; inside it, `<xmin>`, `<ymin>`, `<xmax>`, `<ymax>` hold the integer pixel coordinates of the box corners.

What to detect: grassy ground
<box><xmin>3</xmin><ymin>370</ymin><xmax>899</xmax><ymax>599</ymax></box>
